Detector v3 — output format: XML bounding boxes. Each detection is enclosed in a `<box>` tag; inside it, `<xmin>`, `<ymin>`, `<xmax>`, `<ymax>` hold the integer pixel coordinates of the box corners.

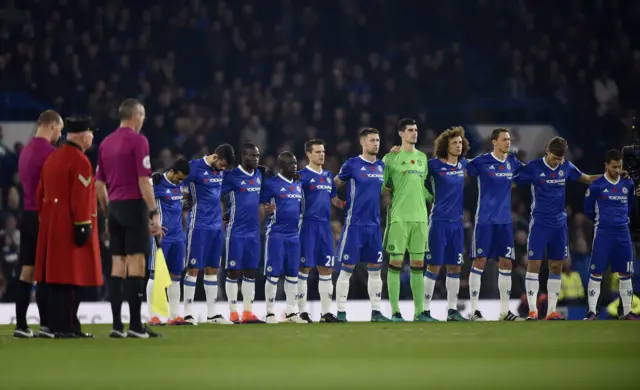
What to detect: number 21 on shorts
<box><xmin>324</xmin><ymin>256</ymin><xmax>334</xmax><ymax>267</ymax></box>
<box><xmin>505</xmin><ymin>247</ymin><xmax>515</xmax><ymax>260</ymax></box>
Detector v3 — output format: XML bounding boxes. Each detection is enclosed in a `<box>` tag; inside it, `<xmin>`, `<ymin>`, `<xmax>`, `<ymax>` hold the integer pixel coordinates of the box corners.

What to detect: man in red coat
<box><xmin>35</xmin><ymin>116</ymin><xmax>102</xmax><ymax>338</ymax></box>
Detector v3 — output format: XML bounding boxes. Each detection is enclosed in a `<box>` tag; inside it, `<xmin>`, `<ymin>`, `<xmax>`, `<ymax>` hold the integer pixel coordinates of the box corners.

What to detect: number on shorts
<box><xmin>325</xmin><ymin>255</ymin><xmax>334</xmax><ymax>268</ymax></box>
<box><xmin>564</xmin><ymin>246</ymin><xmax>569</xmax><ymax>259</ymax></box>
<box><xmin>505</xmin><ymin>247</ymin><xmax>514</xmax><ymax>260</ymax></box>
<box><xmin>627</xmin><ymin>261</ymin><xmax>635</xmax><ymax>274</ymax></box>
<box><xmin>377</xmin><ymin>251</ymin><xmax>383</xmax><ymax>263</ymax></box>
<box><xmin>457</xmin><ymin>253</ymin><xmax>463</xmax><ymax>265</ymax></box>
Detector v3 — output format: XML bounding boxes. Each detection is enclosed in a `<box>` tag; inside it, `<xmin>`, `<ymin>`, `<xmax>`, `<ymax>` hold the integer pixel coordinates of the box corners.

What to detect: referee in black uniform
<box><xmin>14</xmin><ymin>110</ymin><xmax>63</xmax><ymax>338</ymax></box>
<box><xmin>95</xmin><ymin>99</ymin><xmax>160</xmax><ymax>338</ymax></box>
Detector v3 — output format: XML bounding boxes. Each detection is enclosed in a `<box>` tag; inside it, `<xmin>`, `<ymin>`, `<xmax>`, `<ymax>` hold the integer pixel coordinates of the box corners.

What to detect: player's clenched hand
<box><xmin>331</xmin><ymin>197</ymin><xmax>346</xmax><ymax>209</ymax></box>
<box><xmin>390</xmin><ymin>145</ymin><xmax>401</xmax><ymax>153</ymax></box>
<box><xmin>263</xmin><ymin>203</ymin><xmax>276</xmax><ymax>213</ymax></box>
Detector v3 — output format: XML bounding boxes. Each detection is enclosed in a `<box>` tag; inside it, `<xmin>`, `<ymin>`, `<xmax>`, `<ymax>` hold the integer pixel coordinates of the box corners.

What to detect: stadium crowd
<box><xmin>1</xmin><ymin>0</ymin><xmax>639</xmax><ymax>311</ymax></box>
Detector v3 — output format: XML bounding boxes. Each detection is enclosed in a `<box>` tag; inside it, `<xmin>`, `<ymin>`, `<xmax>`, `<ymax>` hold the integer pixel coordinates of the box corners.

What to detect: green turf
<box><xmin>0</xmin><ymin>322</ymin><xmax>638</xmax><ymax>389</ymax></box>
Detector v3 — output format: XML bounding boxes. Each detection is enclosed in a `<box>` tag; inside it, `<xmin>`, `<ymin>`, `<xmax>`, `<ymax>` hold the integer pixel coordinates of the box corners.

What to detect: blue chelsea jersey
<box><xmin>261</xmin><ymin>174</ymin><xmax>303</xmax><ymax>237</ymax></box>
<box><xmin>467</xmin><ymin>152</ymin><xmax>523</xmax><ymax>225</ymax></box>
<box><xmin>154</xmin><ymin>174</ymin><xmax>184</xmax><ymax>241</ymax></box>
<box><xmin>337</xmin><ymin>156</ymin><xmax>385</xmax><ymax>227</ymax></box>
<box><xmin>299</xmin><ymin>166</ymin><xmax>337</xmax><ymax>222</ymax></box>
<box><xmin>514</xmin><ymin>157</ymin><xmax>583</xmax><ymax>226</ymax></box>
<box><xmin>428</xmin><ymin>158</ymin><xmax>468</xmax><ymax>221</ymax></box>
<box><xmin>221</xmin><ymin>166</ymin><xmax>263</xmax><ymax>238</ymax></box>
<box><xmin>184</xmin><ymin>158</ymin><xmax>224</xmax><ymax>231</ymax></box>
<box><xmin>584</xmin><ymin>176</ymin><xmax>635</xmax><ymax>231</ymax></box>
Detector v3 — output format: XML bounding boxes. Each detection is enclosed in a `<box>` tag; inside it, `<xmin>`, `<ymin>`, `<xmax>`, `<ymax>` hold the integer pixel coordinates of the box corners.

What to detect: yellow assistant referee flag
<box><xmin>151</xmin><ymin>245</ymin><xmax>172</xmax><ymax>318</ymax></box>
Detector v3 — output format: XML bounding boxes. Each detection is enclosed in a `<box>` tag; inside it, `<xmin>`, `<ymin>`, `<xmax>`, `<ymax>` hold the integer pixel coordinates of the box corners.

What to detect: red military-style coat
<box><xmin>35</xmin><ymin>141</ymin><xmax>103</xmax><ymax>287</ymax></box>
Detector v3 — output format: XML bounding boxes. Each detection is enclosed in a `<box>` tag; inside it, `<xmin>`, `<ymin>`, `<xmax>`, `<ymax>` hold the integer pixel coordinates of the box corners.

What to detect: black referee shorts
<box><xmin>108</xmin><ymin>199</ymin><xmax>150</xmax><ymax>257</ymax></box>
<box><xmin>19</xmin><ymin>210</ymin><xmax>39</xmax><ymax>267</ymax></box>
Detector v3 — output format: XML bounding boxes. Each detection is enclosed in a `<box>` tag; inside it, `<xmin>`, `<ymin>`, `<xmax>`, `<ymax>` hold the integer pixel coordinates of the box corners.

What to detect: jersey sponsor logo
<box><xmin>539</xmin><ymin>178</ymin><xmax>566</xmax><ymax>185</ymax></box>
<box><xmin>605</xmin><ymin>195</ymin><xmax>627</xmax><ymax>201</ymax></box>
<box><xmin>490</xmin><ymin>172</ymin><xmax>513</xmax><ymax>178</ymax></box>
<box><xmin>164</xmin><ymin>195</ymin><xmax>182</xmax><ymax>201</ymax></box>
<box><xmin>204</xmin><ymin>177</ymin><xmax>223</xmax><ymax>183</ymax></box>
<box><xmin>311</xmin><ymin>184</ymin><xmax>332</xmax><ymax>191</ymax></box>
<box><xmin>441</xmin><ymin>170</ymin><xmax>464</xmax><ymax>177</ymax></box>
<box><xmin>280</xmin><ymin>193</ymin><xmax>302</xmax><ymax>200</ymax></box>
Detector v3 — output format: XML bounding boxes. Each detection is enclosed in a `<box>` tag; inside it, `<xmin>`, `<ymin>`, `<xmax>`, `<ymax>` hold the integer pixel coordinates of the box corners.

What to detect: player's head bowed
<box><xmin>167</xmin><ymin>158</ymin><xmax>190</xmax><ymax>184</ymax></box>
<box><xmin>434</xmin><ymin>126</ymin><xmax>470</xmax><ymax>160</ymax></box>
<box><xmin>212</xmin><ymin>143</ymin><xmax>236</xmax><ymax>170</ymax></box>
<box><xmin>278</xmin><ymin>151</ymin><xmax>298</xmax><ymax>180</ymax></box>
<box><xmin>545</xmin><ymin>137</ymin><xmax>568</xmax><ymax>168</ymax></box>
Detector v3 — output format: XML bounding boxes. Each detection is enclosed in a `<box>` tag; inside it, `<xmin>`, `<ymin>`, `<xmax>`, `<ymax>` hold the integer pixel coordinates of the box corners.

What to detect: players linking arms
<box><xmin>182</xmin><ymin>144</ymin><xmax>235</xmax><ymax>325</ymax></box>
<box><xmin>583</xmin><ymin>149</ymin><xmax>639</xmax><ymax>320</ymax></box>
<box><xmin>381</xmin><ymin>118</ymin><xmax>431</xmax><ymax>322</ymax></box>
<box><xmin>422</xmin><ymin>126</ymin><xmax>470</xmax><ymax>321</ymax></box>
<box><xmin>146</xmin><ymin>159</ymin><xmax>190</xmax><ymax>326</ymax></box>
<box><xmin>297</xmin><ymin>139</ymin><xmax>344</xmax><ymax>323</ymax></box>
<box><xmin>512</xmin><ymin>137</ymin><xmax>594</xmax><ymax>320</ymax></box>
<box><xmin>261</xmin><ymin>152</ymin><xmax>308</xmax><ymax>324</ymax></box>
<box><xmin>333</xmin><ymin>128</ymin><xmax>387</xmax><ymax>322</ymax></box>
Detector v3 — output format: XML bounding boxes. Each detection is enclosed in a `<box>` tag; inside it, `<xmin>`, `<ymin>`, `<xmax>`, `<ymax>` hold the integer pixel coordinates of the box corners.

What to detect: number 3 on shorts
<box><xmin>377</xmin><ymin>251</ymin><xmax>383</xmax><ymax>263</ymax></box>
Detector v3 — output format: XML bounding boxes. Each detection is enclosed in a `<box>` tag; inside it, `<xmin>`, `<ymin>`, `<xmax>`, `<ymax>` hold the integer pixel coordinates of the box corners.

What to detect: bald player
<box><xmin>14</xmin><ymin>110</ymin><xmax>63</xmax><ymax>338</ymax></box>
<box><xmin>96</xmin><ymin>99</ymin><xmax>160</xmax><ymax>338</ymax></box>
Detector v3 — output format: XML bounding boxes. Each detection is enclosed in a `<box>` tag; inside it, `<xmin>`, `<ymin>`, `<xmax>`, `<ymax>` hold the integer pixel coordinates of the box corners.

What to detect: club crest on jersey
<box><xmin>418</xmin><ymin>160</ymin><xmax>423</xmax><ymax>166</ymax></box>
<box><xmin>559</xmin><ymin>170</ymin><xmax>564</xmax><ymax>177</ymax></box>
<box><xmin>623</xmin><ymin>187</ymin><xmax>629</xmax><ymax>194</ymax></box>
<box><xmin>506</xmin><ymin>162</ymin><xmax>511</xmax><ymax>170</ymax></box>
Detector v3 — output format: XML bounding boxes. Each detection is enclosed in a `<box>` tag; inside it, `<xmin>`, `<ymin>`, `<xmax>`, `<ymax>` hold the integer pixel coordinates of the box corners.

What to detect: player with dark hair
<box><xmin>182</xmin><ymin>144</ymin><xmax>236</xmax><ymax>325</ymax></box>
<box><xmin>334</xmin><ymin>128</ymin><xmax>387</xmax><ymax>322</ymax></box>
<box><xmin>297</xmin><ymin>139</ymin><xmax>344</xmax><ymax>322</ymax></box>
<box><xmin>96</xmin><ymin>98</ymin><xmax>160</xmax><ymax>338</ymax></box>
<box><xmin>423</xmin><ymin>126</ymin><xmax>470</xmax><ymax>321</ymax></box>
<box><xmin>146</xmin><ymin>159</ymin><xmax>191</xmax><ymax>326</ymax></box>
<box><xmin>14</xmin><ymin>110</ymin><xmax>63</xmax><ymax>338</ymax></box>
<box><xmin>514</xmin><ymin>136</ymin><xmax>599</xmax><ymax>320</ymax></box>
<box><xmin>261</xmin><ymin>152</ymin><xmax>308</xmax><ymax>323</ymax></box>
<box><xmin>584</xmin><ymin>149</ymin><xmax>639</xmax><ymax>320</ymax></box>
<box><xmin>222</xmin><ymin>143</ymin><xmax>272</xmax><ymax>323</ymax></box>
<box><xmin>382</xmin><ymin>118</ymin><xmax>431</xmax><ymax>322</ymax></box>
<box><xmin>467</xmin><ymin>128</ymin><xmax>523</xmax><ymax>321</ymax></box>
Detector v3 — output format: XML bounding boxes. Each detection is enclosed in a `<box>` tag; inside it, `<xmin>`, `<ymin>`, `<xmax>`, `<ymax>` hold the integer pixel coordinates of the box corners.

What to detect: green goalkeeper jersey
<box><xmin>382</xmin><ymin>149</ymin><xmax>431</xmax><ymax>223</ymax></box>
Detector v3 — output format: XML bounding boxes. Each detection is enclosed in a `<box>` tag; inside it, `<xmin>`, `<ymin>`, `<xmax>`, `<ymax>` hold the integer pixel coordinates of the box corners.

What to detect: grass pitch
<box><xmin>0</xmin><ymin>322</ymin><xmax>638</xmax><ymax>389</ymax></box>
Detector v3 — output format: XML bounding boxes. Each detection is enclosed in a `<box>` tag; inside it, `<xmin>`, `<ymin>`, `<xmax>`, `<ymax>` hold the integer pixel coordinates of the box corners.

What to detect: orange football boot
<box><xmin>545</xmin><ymin>311</ymin><xmax>565</xmax><ymax>320</ymax></box>
<box><xmin>168</xmin><ymin>316</ymin><xmax>189</xmax><ymax>326</ymax></box>
<box><xmin>230</xmin><ymin>312</ymin><xmax>240</xmax><ymax>323</ymax></box>
<box><xmin>526</xmin><ymin>311</ymin><xmax>538</xmax><ymax>321</ymax></box>
<box><xmin>241</xmin><ymin>311</ymin><xmax>264</xmax><ymax>323</ymax></box>
<box><xmin>148</xmin><ymin>316</ymin><xmax>164</xmax><ymax>326</ymax></box>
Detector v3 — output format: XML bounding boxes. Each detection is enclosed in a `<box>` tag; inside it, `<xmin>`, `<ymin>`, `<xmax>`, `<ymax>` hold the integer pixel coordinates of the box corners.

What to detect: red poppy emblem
<box><xmin>240</xmin><ymin>188</ymin><xmax>246</xmax><ymax>192</ymax></box>
<box><xmin>411</xmin><ymin>160</ymin><xmax>415</xmax><ymax>164</ymax></box>
<box><xmin>310</xmin><ymin>185</ymin><xmax>316</xmax><ymax>190</ymax></box>
<box><xmin>551</xmin><ymin>173</ymin><xmax>556</xmax><ymax>178</ymax></box>
<box><xmin>319</xmin><ymin>177</ymin><xmax>325</xmax><ymax>182</ymax></box>
<box><xmin>289</xmin><ymin>186</ymin><xmax>294</xmax><ymax>191</ymax></box>
<box><xmin>370</xmin><ymin>166</ymin><xmax>375</xmax><ymax>171</ymax></box>
<box><xmin>280</xmin><ymin>194</ymin><xmax>286</xmax><ymax>199</ymax></box>
<box><xmin>612</xmin><ymin>187</ymin><xmax>618</xmax><ymax>193</ymax></box>
<box><xmin>499</xmin><ymin>165</ymin><xmax>504</xmax><ymax>171</ymax></box>
<box><xmin>250</xmin><ymin>180</ymin><xmax>254</xmax><ymax>184</ymax></box>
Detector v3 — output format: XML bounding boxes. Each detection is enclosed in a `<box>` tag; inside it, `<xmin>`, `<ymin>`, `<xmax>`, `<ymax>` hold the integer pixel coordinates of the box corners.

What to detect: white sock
<box><xmin>319</xmin><ymin>275</ymin><xmax>334</xmax><ymax>315</ymax></box>
<box><xmin>285</xmin><ymin>276</ymin><xmax>298</xmax><ymax>315</ymax></box>
<box><xmin>547</xmin><ymin>273</ymin><xmax>561</xmax><ymax>313</ymax></box>
<box><xmin>619</xmin><ymin>276</ymin><xmax>633</xmax><ymax>315</ymax></box>
<box><xmin>587</xmin><ymin>274</ymin><xmax>602</xmax><ymax>313</ymax></box>
<box><xmin>498</xmin><ymin>269</ymin><xmax>512</xmax><ymax>314</ymax></box>
<box><xmin>183</xmin><ymin>274</ymin><xmax>197</xmax><ymax>317</ymax></box>
<box><xmin>167</xmin><ymin>279</ymin><xmax>181</xmax><ymax>319</ymax></box>
<box><xmin>367</xmin><ymin>268</ymin><xmax>382</xmax><ymax>312</ymax></box>
<box><xmin>423</xmin><ymin>270</ymin><xmax>437</xmax><ymax>311</ymax></box>
<box><xmin>446</xmin><ymin>272</ymin><xmax>460</xmax><ymax>310</ymax></box>
<box><xmin>297</xmin><ymin>272</ymin><xmax>309</xmax><ymax>313</ymax></box>
<box><xmin>525</xmin><ymin>272</ymin><xmax>539</xmax><ymax>313</ymax></box>
<box><xmin>241</xmin><ymin>277</ymin><xmax>255</xmax><ymax>312</ymax></box>
<box><xmin>203</xmin><ymin>274</ymin><xmax>218</xmax><ymax>318</ymax></box>
<box><xmin>226</xmin><ymin>277</ymin><xmax>239</xmax><ymax>313</ymax></box>
<box><xmin>469</xmin><ymin>267</ymin><xmax>483</xmax><ymax>312</ymax></box>
<box><xmin>265</xmin><ymin>277</ymin><xmax>278</xmax><ymax>314</ymax></box>
<box><xmin>336</xmin><ymin>268</ymin><xmax>352</xmax><ymax>312</ymax></box>
<box><xmin>146</xmin><ymin>278</ymin><xmax>155</xmax><ymax>318</ymax></box>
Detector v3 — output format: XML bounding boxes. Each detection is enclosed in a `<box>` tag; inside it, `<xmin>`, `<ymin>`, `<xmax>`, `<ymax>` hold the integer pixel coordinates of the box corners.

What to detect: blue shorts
<box><xmin>300</xmin><ymin>220</ymin><xmax>334</xmax><ymax>268</ymax></box>
<box><xmin>427</xmin><ymin>220</ymin><xmax>464</xmax><ymax>266</ymax></box>
<box><xmin>527</xmin><ymin>221</ymin><xmax>568</xmax><ymax>261</ymax></box>
<box><xmin>471</xmin><ymin>223</ymin><xmax>514</xmax><ymax>260</ymax></box>
<box><xmin>265</xmin><ymin>235</ymin><xmax>300</xmax><ymax>277</ymax></box>
<box><xmin>225</xmin><ymin>234</ymin><xmax>261</xmax><ymax>270</ymax></box>
<box><xmin>149</xmin><ymin>239</ymin><xmax>185</xmax><ymax>276</ymax></box>
<box><xmin>590</xmin><ymin>230</ymin><xmax>634</xmax><ymax>275</ymax></box>
<box><xmin>337</xmin><ymin>225</ymin><xmax>383</xmax><ymax>266</ymax></box>
<box><xmin>186</xmin><ymin>228</ymin><xmax>224</xmax><ymax>269</ymax></box>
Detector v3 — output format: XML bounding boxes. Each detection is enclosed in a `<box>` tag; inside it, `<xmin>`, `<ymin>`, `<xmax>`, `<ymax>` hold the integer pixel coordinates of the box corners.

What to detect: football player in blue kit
<box><xmin>146</xmin><ymin>159</ymin><xmax>190</xmax><ymax>326</ymax></box>
<box><xmin>514</xmin><ymin>137</ymin><xmax>599</xmax><ymax>320</ymax></box>
<box><xmin>182</xmin><ymin>144</ymin><xmax>236</xmax><ymax>325</ymax></box>
<box><xmin>584</xmin><ymin>149</ymin><xmax>639</xmax><ymax>320</ymax></box>
<box><xmin>297</xmin><ymin>139</ymin><xmax>345</xmax><ymax>323</ymax></box>
<box><xmin>261</xmin><ymin>152</ymin><xmax>308</xmax><ymax>324</ymax></box>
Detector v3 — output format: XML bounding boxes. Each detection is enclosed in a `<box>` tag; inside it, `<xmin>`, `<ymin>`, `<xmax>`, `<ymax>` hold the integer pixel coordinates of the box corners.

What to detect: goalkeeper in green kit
<box><xmin>382</xmin><ymin>118</ymin><xmax>434</xmax><ymax>322</ymax></box>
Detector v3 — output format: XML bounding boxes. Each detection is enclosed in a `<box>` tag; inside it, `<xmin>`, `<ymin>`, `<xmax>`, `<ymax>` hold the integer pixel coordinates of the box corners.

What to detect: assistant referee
<box><xmin>14</xmin><ymin>110</ymin><xmax>63</xmax><ymax>339</ymax></box>
<box><xmin>95</xmin><ymin>98</ymin><xmax>160</xmax><ymax>339</ymax></box>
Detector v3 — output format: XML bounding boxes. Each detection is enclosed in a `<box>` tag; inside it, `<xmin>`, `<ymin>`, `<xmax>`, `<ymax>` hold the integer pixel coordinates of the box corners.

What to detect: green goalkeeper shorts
<box><xmin>384</xmin><ymin>221</ymin><xmax>429</xmax><ymax>261</ymax></box>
